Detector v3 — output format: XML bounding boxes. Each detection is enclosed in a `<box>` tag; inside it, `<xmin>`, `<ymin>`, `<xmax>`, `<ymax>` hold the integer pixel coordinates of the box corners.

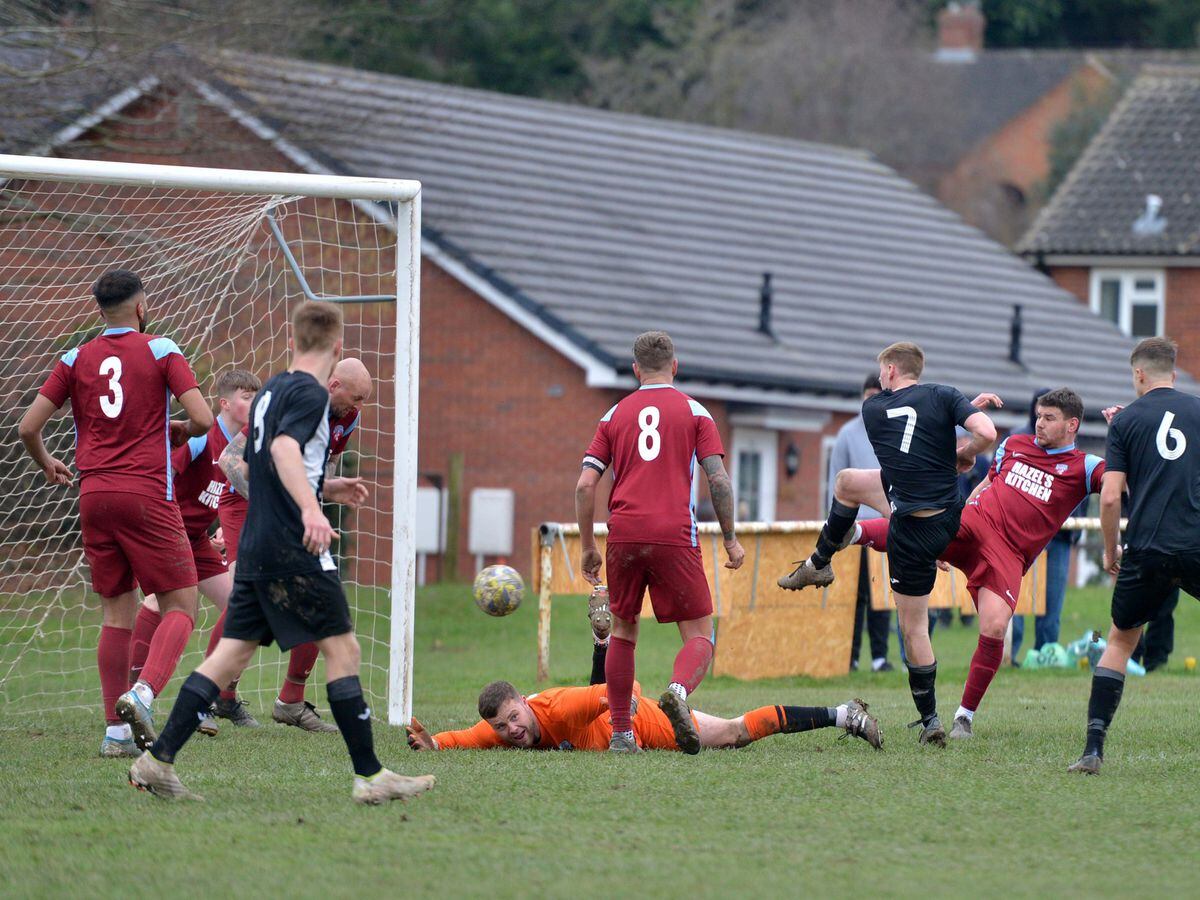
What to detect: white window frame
<box><xmin>731</xmin><ymin>427</ymin><xmax>778</xmax><ymax>522</ymax></box>
<box><xmin>819</xmin><ymin>434</ymin><xmax>838</xmax><ymax>514</ymax></box>
<box><xmin>1089</xmin><ymin>268</ymin><xmax>1165</xmax><ymax>338</ymax></box>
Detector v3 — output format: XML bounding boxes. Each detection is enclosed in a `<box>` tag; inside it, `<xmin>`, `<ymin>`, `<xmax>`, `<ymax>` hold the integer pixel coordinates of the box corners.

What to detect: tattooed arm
<box><xmin>219</xmin><ymin>430</ymin><xmax>251</xmax><ymax>497</ymax></box>
<box><xmin>701</xmin><ymin>454</ymin><xmax>744</xmax><ymax>570</ymax></box>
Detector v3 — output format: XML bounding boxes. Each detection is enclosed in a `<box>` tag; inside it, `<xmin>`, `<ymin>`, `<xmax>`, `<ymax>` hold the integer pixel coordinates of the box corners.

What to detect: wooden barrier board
<box><xmin>866</xmin><ymin>546</ymin><xmax>1047</xmax><ymax>615</ymax></box>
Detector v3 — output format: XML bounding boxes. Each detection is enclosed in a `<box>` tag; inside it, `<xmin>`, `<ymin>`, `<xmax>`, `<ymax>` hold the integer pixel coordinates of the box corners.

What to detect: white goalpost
<box><xmin>0</xmin><ymin>153</ymin><xmax>421</xmax><ymax>726</ymax></box>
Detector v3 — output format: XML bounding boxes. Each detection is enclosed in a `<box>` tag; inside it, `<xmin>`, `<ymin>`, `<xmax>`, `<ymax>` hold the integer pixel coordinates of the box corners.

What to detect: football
<box><xmin>472</xmin><ymin>564</ymin><xmax>524</xmax><ymax>617</ymax></box>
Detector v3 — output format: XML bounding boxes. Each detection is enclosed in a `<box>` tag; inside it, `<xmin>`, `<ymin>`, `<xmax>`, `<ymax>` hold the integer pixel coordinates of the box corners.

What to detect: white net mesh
<box><xmin>0</xmin><ymin>171</ymin><xmax>402</xmax><ymax>719</ymax></box>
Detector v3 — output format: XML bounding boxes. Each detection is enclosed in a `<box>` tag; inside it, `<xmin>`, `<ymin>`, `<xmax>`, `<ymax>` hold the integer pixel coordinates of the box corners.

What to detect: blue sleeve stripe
<box><xmin>1085</xmin><ymin>454</ymin><xmax>1103</xmax><ymax>490</ymax></box>
<box><xmin>599</xmin><ymin>404</ymin><xmax>617</xmax><ymax>423</ymax></box>
<box><xmin>993</xmin><ymin>437</ymin><xmax>1008</xmax><ymax>475</ymax></box>
<box><xmin>687</xmin><ymin>398</ymin><xmax>714</xmax><ymax>420</ymax></box>
<box><xmin>61</xmin><ymin>347</ymin><xmax>79</xmax><ymax>367</ymax></box>
<box><xmin>344</xmin><ymin>411</ymin><xmax>361</xmax><ymax>436</ymax></box>
<box><xmin>186</xmin><ymin>434</ymin><xmax>208</xmax><ymax>462</ymax></box>
<box><xmin>148</xmin><ymin>337</ymin><xmax>183</xmax><ymax>361</ymax></box>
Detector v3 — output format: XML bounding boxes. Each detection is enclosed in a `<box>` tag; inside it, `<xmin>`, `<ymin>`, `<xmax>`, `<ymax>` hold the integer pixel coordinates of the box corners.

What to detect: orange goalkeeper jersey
<box><xmin>433</xmin><ymin>683</ymin><xmax>685</xmax><ymax>751</ymax></box>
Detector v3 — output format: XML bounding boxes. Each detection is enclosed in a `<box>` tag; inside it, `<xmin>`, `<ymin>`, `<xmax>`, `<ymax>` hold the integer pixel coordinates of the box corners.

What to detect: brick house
<box><xmin>1019</xmin><ymin>67</ymin><xmax>1200</xmax><ymax>376</ymax></box>
<box><xmin>2</xmin><ymin>48</ymin><xmax>1156</xmax><ymax>583</ymax></box>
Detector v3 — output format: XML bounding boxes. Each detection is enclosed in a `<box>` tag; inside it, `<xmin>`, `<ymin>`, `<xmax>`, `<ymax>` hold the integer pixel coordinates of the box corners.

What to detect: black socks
<box><xmin>778</xmin><ymin>706</ymin><xmax>836</xmax><ymax>732</ymax></box>
<box><xmin>907</xmin><ymin>662</ymin><xmax>938</xmax><ymax>726</ymax></box>
<box><xmin>590</xmin><ymin>642</ymin><xmax>608</xmax><ymax>686</ymax></box>
<box><xmin>151</xmin><ymin>671</ymin><xmax>219</xmax><ymax>764</ymax></box>
<box><xmin>1083</xmin><ymin>666</ymin><xmax>1126</xmax><ymax>758</ymax></box>
<box><xmin>812</xmin><ymin>499</ymin><xmax>859</xmax><ymax>568</ymax></box>
<box><xmin>327</xmin><ymin>675</ymin><xmax>382</xmax><ymax>778</ymax></box>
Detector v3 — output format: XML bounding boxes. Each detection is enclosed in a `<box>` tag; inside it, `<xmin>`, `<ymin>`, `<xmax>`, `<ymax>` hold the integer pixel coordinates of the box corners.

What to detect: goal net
<box><xmin>0</xmin><ymin>154</ymin><xmax>420</xmax><ymax>725</ymax></box>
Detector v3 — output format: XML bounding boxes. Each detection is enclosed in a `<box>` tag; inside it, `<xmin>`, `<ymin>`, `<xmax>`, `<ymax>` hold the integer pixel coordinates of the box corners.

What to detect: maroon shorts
<box><xmin>218</xmin><ymin>503</ymin><xmax>247</xmax><ymax>564</ymax></box>
<box><xmin>941</xmin><ymin>507</ymin><xmax>1025</xmax><ymax>611</ymax></box>
<box><xmin>189</xmin><ymin>531</ymin><xmax>229</xmax><ymax>582</ymax></box>
<box><xmin>605</xmin><ymin>542</ymin><xmax>712</xmax><ymax>624</ymax></box>
<box><xmin>79</xmin><ymin>492</ymin><xmax>197</xmax><ymax>598</ymax></box>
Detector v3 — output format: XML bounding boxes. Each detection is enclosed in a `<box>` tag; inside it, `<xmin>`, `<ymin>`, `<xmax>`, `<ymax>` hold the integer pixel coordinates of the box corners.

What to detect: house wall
<box><xmin>938</xmin><ymin>65</ymin><xmax>1110</xmax><ymax>246</ymax></box>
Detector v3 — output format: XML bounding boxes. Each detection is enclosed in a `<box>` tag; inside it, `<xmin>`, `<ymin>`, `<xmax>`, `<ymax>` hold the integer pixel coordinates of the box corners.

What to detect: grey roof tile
<box><xmin>206</xmin><ymin>50</ymin><xmax>1179</xmax><ymax>413</ymax></box>
<box><xmin>1021</xmin><ymin>66</ymin><xmax>1200</xmax><ymax>256</ymax></box>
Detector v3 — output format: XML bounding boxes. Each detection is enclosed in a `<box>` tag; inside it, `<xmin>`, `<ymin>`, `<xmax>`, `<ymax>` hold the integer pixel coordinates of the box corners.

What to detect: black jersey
<box><xmin>1105</xmin><ymin>386</ymin><xmax>1200</xmax><ymax>553</ymax></box>
<box><xmin>235</xmin><ymin>370</ymin><xmax>335</xmax><ymax>580</ymax></box>
<box><xmin>862</xmin><ymin>382</ymin><xmax>977</xmax><ymax>516</ymax></box>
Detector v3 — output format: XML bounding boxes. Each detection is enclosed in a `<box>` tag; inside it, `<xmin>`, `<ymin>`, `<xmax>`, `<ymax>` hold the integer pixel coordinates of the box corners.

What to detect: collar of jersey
<box><xmin>101</xmin><ymin>326</ymin><xmax>135</xmax><ymax>336</ymax></box>
<box><xmin>216</xmin><ymin>414</ymin><xmax>235</xmax><ymax>442</ymax></box>
<box><xmin>1041</xmin><ymin>442</ymin><xmax>1076</xmax><ymax>455</ymax></box>
<box><xmin>638</xmin><ymin>383</ymin><xmax>674</xmax><ymax>391</ymax></box>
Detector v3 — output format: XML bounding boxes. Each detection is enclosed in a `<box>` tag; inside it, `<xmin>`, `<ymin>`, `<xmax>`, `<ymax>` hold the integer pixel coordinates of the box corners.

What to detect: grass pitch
<box><xmin>2</xmin><ymin>584</ymin><xmax>1199</xmax><ymax>898</ymax></box>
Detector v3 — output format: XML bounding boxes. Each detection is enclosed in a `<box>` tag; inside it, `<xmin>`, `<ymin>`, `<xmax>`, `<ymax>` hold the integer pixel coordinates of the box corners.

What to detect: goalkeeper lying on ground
<box><xmin>406</xmin><ymin>590</ymin><xmax>882</xmax><ymax>753</ymax></box>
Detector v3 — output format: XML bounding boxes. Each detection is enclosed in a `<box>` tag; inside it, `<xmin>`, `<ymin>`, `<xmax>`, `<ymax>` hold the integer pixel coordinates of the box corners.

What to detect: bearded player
<box><xmin>405</xmin><ymin>680</ymin><xmax>881</xmax><ymax>753</ymax></box>
<box><xmin>217</xmin><ymin>357</ymin><xmax>371</xmax><ymax>731</ymax></box>
<box><xmin>129</xmin><ymin>369</ymin><xmax>262</xmax><ymax>737</ymax></box>
<box><xmin>576</xmin><ymin>330</ymin><xmax>745</xmax><ymax>755</ymax></box>
<box><xmin>18</xmin><ymin>270</ymin><xmax>212</xmax><ymax>756</ymax></box>
<box><xmin>846</xmin><ymin>388</ymin><xmax>1103</xmax><ymax>738</ymax></box>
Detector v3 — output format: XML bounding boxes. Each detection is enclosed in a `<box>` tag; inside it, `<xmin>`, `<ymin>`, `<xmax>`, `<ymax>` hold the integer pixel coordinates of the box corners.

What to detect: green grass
<box><xmin>3</xmin><ymin>584</ymin><xmax>1200</xmax><ymax>898</ymax></box>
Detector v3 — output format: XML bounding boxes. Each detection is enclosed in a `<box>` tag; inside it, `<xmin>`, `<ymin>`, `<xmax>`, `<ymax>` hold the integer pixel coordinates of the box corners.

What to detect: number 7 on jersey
<box><xmin>887</xmin><ymin>406</ymin><xmax>918</xmax><ymax>453</ymax></box>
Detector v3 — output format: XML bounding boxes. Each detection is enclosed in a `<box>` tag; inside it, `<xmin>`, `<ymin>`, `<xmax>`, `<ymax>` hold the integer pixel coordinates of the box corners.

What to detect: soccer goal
<box><xmin>0</xmin><ymin>153</ymin><xmax>421</xmax><ymax>725</ymax></box>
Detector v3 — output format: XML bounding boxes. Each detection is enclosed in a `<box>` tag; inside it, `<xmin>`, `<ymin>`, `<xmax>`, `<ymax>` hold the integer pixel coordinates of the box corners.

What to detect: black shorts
<box><xmin>886</xmin><ymin>506</ymin><xmax>962</xmax><ymax>597</ymax></box>
<box><xmin>223</xmin><ymin>571</ymin><xmax>353</xmax><ymax>650</ymax></box>
<box><xmin>1111</xmin><ymin>549</ymin><xmax>1200</xmax><ymax>631</ymax></box>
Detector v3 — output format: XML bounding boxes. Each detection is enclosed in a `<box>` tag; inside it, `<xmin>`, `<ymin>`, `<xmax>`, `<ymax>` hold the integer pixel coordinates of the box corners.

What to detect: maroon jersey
<box><xmin>970</xmin><ymin>432</ymin><xmax>1104</xmax><ymax>568</ymax></box>
<box><xmin>328</xmin><ymin>406</ymin><xmax>360</xmax><ymax>458</ymax></box>
<box><xmin>38</xmin><ymin>327</ymin><xmax>199</xmax><ymax>500</ymax></box>
<box><xmin>583</xmin><ymin>384</ymin><xmax>724</xmax><ymax>547</ymax></box>
<box><xmin>172</xmin><ymin>417</ymin><xmax>239</xmax><ymax>538</ymax></box>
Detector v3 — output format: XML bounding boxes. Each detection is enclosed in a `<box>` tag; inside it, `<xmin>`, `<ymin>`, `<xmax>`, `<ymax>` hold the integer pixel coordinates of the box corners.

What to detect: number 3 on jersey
<box><xmin>887</xmin><ymin>406</ymin><xmax>918</xmax><ymax>453</ymax></box>
<box><xmin>98</xmin><ymin>355</ymin><xmax>123</xmax><ymax>418</ymax></box>
<box><xmin>638</xmin><ymin>406</ymin><xmax>661</xmax><ymax>461</ymax></box>
<box><xmin>1157</xmin><ymin>410</ymin><xmax>1187</xmax><ymax>461</ymax></box>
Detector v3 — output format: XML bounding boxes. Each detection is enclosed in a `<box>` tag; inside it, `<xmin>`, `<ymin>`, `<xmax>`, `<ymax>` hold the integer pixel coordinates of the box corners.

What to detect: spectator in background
<box><xmin>829</xmin><ymin>374</ymin><xmax>893</xmax><ymax>672</ymax></box>
<box><xmin>1010</xmin><ymin>387</ymin><xmax>1078</xmax><ymax>663</ymax></box>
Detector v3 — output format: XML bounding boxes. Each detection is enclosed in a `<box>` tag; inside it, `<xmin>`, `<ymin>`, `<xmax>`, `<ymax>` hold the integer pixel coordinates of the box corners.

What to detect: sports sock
<box><xmin>280</xmin><ymin>642</ymin><xmax>320</xmax><ymax>704</ymax></box>
<box><xmin>105</xmin><ymin>723</ymin><xmax>132</xmax><ymax>741</ymax></box>
<box><xmin>205</xmin><ymin>610</ymin><xmax>225</xmax><ymax>659</ymax></box>
<box><xmin>150</xmin><ymin>671</ymin><xmax>219</xmax><ymax>764</ymax></box>
<box><xmin>670</xmin><ymin>636</ymin><xmax>713</xmax><ymax>696</ymax></box>
<box><xmin>1083</xmin><ymin>666</ymin><xmax>1126</xmax><ymax>758</ymax></box>
<box><xmin>960</xmin><ymin>634</ymin><xmax>1004</xmax><ymax>714</ymax></box>
<box><xmin>743</xmin><ymin>705</ymin><xmax>837</xmax><ymax>741</ymax></box>
<box><xmin>98</xmin><ymin>625</ymin><xmax>132</xmax><ymax>724</ymax></box>
<box><xmin>907</xmin><ymin>661</ymin><xmax>938</xmax><ymax>726</ymax></box>
<box><xmin>855</xmin><ymin>518</ymin><xmax>890</xmax><ymax>550</ymax></box>
<box><xmin>811</xmin><ymin>499</ymin><xmax>859</xmax><ymax>568</ymax></box>
<box><xmin>327</xmin><ymin>675</ymin><xmax>382</xmax><ymax>778</ymax></box>
<box><xmin>139</xmin><ymin>610</ymin><xmax>194</xmax><ymax>696</ymax></box>
<box><xmin>605</xmin><ymin>636</ymin><xmax>636</xmax><ymax>732</ymax></box>
<box><xmin>589</xmin><ymin>641</ymin><xmax>608</xmax><ymax>686</ymax></box>
<box><xmin>128</xmin><ymin>606</ymin><xmax>161</xmax><ymax>687</ymax></box>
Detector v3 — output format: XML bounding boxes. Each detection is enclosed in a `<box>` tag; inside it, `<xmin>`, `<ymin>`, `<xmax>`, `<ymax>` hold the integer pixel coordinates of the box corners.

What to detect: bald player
<box><xmin>217</xmin><ymin>357</ymin><xmax>372</xmax><ymax>731</ymax></box>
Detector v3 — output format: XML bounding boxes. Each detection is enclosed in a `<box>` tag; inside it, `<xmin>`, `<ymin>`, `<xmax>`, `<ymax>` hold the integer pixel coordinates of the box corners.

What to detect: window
<box><xmin>731</xmin><ymin>428</ymin><xmax>777</xmax><ymax>522</ymax></box>
<box><xmin>1089</xmin><ymin>270</ymin><xmax>1164</xmax><ymax>338</ymax></box>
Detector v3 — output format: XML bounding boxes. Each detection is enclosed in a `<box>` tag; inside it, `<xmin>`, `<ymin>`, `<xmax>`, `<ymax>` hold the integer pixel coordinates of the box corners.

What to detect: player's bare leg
<box><xmin>98</xmin><ymin>591</ymin><xmax>139</xmax><ymax>758</ymax></box>
<box><xmin>129</xmin><ymin>635</ymin><xmax>258</xmax><ymax>800</ymax></box>
<box><xmin>1069</xmin><ymin>624</ymin><xmax>1141</xmax><ymax>775</ymax></box>
<box><xmin>659</xmin><ymin>616</ymin><xmax>713</xmax><ymax>755</ymax></box>
<box><xmin>951</xmin><ymin>588</ymin><xmax>1010</xmax><ymax>739</ymax></box>
<box><xmin>700</xmin><ymin>699</ymin><xmax>882</xmax><ymax>750</ymax></box>
<box><xmin>607</xmin><ymin>614</ymin><xmax>641</xmax><ymax>753</ymax></box>
<box><xmin>895</xmin><ymin>592</ymin><xmax>945</xmax><ymax>747</ymax></box>
<box><xmin>316</xmin><ymin>632</ymin><xmax>435</xmax><ymax>802</ymax></box>
<box><xmin>779</xmin><ymin>469</ymin><xmax>884</xmax><ymax>590</ymax></box>
<box><xmin>117</xmin><ymin>584</ymin><xmax>198</xmax><ymax>750</ymax></box>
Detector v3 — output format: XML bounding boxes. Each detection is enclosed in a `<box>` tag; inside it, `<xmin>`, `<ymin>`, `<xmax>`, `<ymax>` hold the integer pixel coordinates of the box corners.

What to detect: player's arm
<box><xmin>171</xmin><ymin>387</ymin><xmax>213</xmax><ymax>446</ymax></box>
<box><xmin>575</xmin><ymin>466</ymin><xmax>603</xmax><ymax>585</ymax></box>
<box><xmin>324</xmin><ymin>477</ymin><xmax>368</xmax><ymax>508</ymax></box>
<box><xmin>271</xmin><ymin>435</ymin><xmax>337</xmax><ymax>555</ymax></box>
<box><xmin>408</xmin><ymin>717</ymin><xmax>504</xmax><ymax>751</ymax></box>
<box><xmin>1099</xmin><ymin>470</ymin><xmax>1126</xmax><ymax>576</ymax></box>
<box><xmin>17</xmin><ymin>395</ymin><xmax>71</xmax><ymax>486</ymax></box>
<box><xmin>219</xmin><ymin>430</ymin><xmax>250</xmax><ymax>496</ymax></box>
<box><xmin>956</xmin><ymin>411</ymin><xmax>997</xmax><ymax>472</ymax></box>
<box><xmin>701</xmin><ymin>454</ymin><xmax>744</xmax><ymax>569</ymax></box>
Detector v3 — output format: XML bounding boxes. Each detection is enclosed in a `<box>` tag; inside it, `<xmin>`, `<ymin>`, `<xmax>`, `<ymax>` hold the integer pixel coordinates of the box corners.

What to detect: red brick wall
<box><xmin>1048</xmin><ymin>266</ymin><xmax>1090</xmax><ymax>304</ymax></box>
<box><xmin>1166</xmin><ymin>268</ymin><xmax>1200</xmax><ymax>376</ymax></box>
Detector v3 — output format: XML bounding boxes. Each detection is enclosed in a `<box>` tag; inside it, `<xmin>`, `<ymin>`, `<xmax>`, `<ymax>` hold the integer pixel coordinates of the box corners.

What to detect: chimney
<box><xmin>1009</xmin><ymin>303</ymin><xmax>1024</xmax><ymax>367</ymax></box>
<box><xmin>758</xmin><ymin>271</ymin><xmax>774</xmax><ymax>339</ymax></box>
<box><xmin>936</xmin><ymin>2</ymin><xmax>985</xmax><ymax>62</ymax></box>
